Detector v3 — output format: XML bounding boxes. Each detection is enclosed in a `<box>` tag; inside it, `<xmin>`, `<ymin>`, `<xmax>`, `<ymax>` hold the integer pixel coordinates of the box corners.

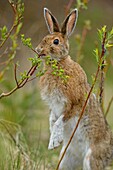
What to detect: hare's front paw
<box><xmin>48</xmin><ymin>115</ymin><xmax>64</xmax><ymax>150</ymax></box>
<box><xmin>48</xmin><ymin>124</ymin><xmax>63</xmax><ymax>150</ymax></box>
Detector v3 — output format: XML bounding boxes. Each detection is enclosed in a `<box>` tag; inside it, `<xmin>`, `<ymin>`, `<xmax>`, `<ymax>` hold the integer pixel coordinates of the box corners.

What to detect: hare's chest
<box><xmin>40</xmin><ymin>84</ymin><xmax>67</xmax><ymax>118</ymax></box>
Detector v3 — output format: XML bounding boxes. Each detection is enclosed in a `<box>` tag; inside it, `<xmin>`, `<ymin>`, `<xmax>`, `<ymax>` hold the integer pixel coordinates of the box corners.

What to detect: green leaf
<box><xmin>52</xmin><ymin>64</ymin><xmax>58</xmax><ymax>69</ymax></box>
<box><xmin>110</xmin><ymin>27</ymin><xmax>113</xmax><ymax>36</ymax></box>
<box><xmin>107</xmin><ymin>27</ymin><xmax>113</xmax><ymax>40</ymax></box>
<box><xmin>98</xmin><ymin>29</ymin><xmax>102</xmax><ymax>42</ymax></box>
<box><xmin>59</xmin><ymin>68</ymin><xmax>64</xmax><ymax>73</ymax></box>
<box><xmin>76</xmin><ymin>0</ymin><xmax>88</xmax><ymax>10</ymax></box>
<box><xmin>36</xmin><ymin>71</ymin><xmax>45</xmax><ymax>77</ymax></box>
<box><xmin>16</xmin><ymin>23</ymin><xmax>23</xmax><ymax>35</ymax></box>
<box><xmin>84</xmin><ymin>20</ymin><xmax>91</xmax><ymax>30</ymax></box>
<box><xmin>0</xmin><ymin>26</ymin><xmax>8</xmax><ymax>40</ymax></box>
<box><xmin>52</xmin><ymin>71</ymin><xmax>57</xmax><ymax>75</ymax></box>
<box><xmin>21</xmin><ymin>34</ymin><xmax>33</xmax><ymax>48</ymax></box>
<box><xmin>20</xmin><ymin>71</ymin><xmax>30</xmax><ymax>81</ymax></box>
<box><xmin>106</xmin><ymin>43</ymin><xmax>113</xmax><ymax>48</ymax></box>
<box><xmin>93</xmin><ymin>48</ymin><xmax>99</xmax><ymax>63</ymax></box>
<box><xmin>102</xmin><ymin>25</ymin><xmax>106</xmax><ymax>33</ymax></box>
<box><xmin>29</xmin><ymin>56</ymin><xmax>42</xmax><ymax>66</ymax></box>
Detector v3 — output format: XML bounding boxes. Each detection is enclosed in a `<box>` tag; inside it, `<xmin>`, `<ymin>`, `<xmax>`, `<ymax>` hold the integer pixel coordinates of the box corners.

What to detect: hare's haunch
<box><xmin>35</xmin><ymin>8</ymin><xmax>113</xmax><ymax>170</ymax></box>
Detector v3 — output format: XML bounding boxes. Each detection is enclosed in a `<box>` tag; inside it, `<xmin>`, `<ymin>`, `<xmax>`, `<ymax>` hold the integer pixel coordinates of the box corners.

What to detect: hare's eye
<box><xmin>53</xmin><ymin>39</ymin><xmax>59</xmax><ymax>45</ymax></box>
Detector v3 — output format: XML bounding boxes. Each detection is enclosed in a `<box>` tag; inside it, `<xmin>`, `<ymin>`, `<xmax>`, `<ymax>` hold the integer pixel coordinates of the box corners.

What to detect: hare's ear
<box><xmin>61</xmin><ymin>9</ymin><xmax>78</xmax><ymax>37</ymax></box>
<box><xmin>44</xmin><ymin>8</ymin><xmax>60</xmax><ymax>34</ymax></box>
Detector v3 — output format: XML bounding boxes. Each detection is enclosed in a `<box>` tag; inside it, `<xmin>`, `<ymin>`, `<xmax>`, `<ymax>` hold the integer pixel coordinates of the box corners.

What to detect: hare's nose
<box><xmin>35</xmin><ymin>47</ymin><xmax>43</xmax><ymax>54</ymax></box>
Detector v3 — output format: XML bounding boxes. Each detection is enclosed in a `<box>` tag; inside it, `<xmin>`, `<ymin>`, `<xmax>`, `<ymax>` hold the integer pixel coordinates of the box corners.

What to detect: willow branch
<box><xmin>18</xmin><ymin>65</ymin><xmax>38</xmax><ymax>88</ymax></box>
<box><xmin>0</xmin><ymin>63</ymin><xmax>38</xmax><ymax>99</ymax></box>
<box><xmin>0</xmin><ymin>0</ymin><xmax>21</xmax><ymax>48</ymax></box>
<box><xmin>14</xmin><ymin>64</ymin><xmax>19</xmax><ymax>87</ymax></box>
<box><xmin>99</xmin><ymin>68</ymin><xmax>105</xmax><ymax>112</ymax></box>
<box><xmin>99</xmin><ymin>31</ymin><xmax>107</xmax><ymax>112</ymax></box>
<box><xmin>0</xmin><ymin>32</ymin><xmax>39</xmax><ymax>100</ymax></box>
<box><xmin>56</xmin><ymin>31</ymin><xmax>107</xmax><ymax>170</ymax></box>
<box><xmin>0</xmin><ymin>25</ymin><xmax>16</xmax><ymax>48</ymax></box>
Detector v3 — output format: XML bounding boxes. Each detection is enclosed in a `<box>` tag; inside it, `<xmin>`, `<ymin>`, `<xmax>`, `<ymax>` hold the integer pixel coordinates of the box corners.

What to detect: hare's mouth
<box><xmin>38</xmin><ymin>54</ymin><xmax>46</xmax><ymax>58</ymax></box>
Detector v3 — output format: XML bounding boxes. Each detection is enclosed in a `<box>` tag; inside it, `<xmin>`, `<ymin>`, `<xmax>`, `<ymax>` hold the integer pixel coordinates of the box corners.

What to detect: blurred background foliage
<box><xmin>0</xmin><ymin>0</ymin><xmax>113</xmax><ymax>169</ymax></box>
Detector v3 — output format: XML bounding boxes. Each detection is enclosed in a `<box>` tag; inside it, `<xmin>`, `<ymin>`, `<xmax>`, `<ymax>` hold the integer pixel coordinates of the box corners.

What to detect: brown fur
<box><xmin>35</xmin><ymin>8</ymin><xmax>113</xmax><ymax>170</ymax></box>
<box><xmin>39</xmin><ymin>53</ymin><xmax>113</xmax><ymax>169</ymax></box>
<box><xmin>40</xmin><ymin>56</ymin><xmax>89</xmax><ymax>119</ymax></box>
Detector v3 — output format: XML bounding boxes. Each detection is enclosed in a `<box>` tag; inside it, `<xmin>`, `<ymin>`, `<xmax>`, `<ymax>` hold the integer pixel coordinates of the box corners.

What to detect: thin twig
<box><xmin>8</xmin><ymin>0</ymin><xmax>17</xmax><ymax>14</ymax></box>
<box><xmin>27</xmin><ymin>76</ymin><xmax>37</xmax><ymax>83</ymax></box>
<box><xmin>105</xmin><ymin>96</ymin><xmax>113</xmax><ymax>117</ymax></box>
<box><xmin>0</xmin><ymin>0</ymin><xmax>40</xmax><ymax>99</ymax></box>
<box><xmin>56</xmin><ymin>30</ymin><xmax>107</xmax><ymax>170</ymax></box>
<box><xmin>0</xmin><ymin>48</ymin><xmax>8</xmax><ymax>58</ymax></box>
<box><xmin>31</xmin><ymin>47</ymin><xmax>38</xmax><ymax>54</ymax></box>
<box><xmin>99</xmin><ymin>31</ymin><xmax>107</xmax><ymax>112</ymax></box>
<box><xmin>65</xmin><ymin>0</ymin><xmax>74</xmax><ymax>15</ymax></box>
<box><xmin>0</xmin><ymin>53</ymin><xmax>15</xmax><ymax>66</ymax></box>
<box><xmin>0</xmin><ymin>22</ymin><xmax>18</xmax><ymax>49</ymax></box>
<box><xmin>0</xmin><ymin>86</ymin><xmax>18</xmax><ymax>99</ymax></box>
<box><xmin>14</xmin><ymin>64</ymin><xmax>19</xmax><ymax>87</ymax></box>
<box><xmin>0</xmin><ymin>44</ymin><xmax>39</xmax><ymax>99</ymax></box>
<box><xmin>76</xmin><ymin>25</ymin><xmax>88</xmax><ymax>63</ymax></box>
<box><xmin>99</xmin><ymin>68</ymin><xmax>105</xmax><ymax>112</ymax></box>
<box><xmin>0</xmin><ymin>64</ymin><xmax>37</xmax><ymax>99</ymax></box>
<box><xmin>19</xmin><ymin>65</ymin><xmax>38</xmax><ymax>88</ymax></box>
<box><xmin>0</xmin><ymin>60</ymin><xmax>9</xmax><ymax>66</ymax></box>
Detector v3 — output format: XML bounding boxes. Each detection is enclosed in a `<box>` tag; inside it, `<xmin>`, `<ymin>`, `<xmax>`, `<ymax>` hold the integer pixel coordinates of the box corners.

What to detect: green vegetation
<box><xmin>0</xmin><ymin>0</ymin><xmax>113</xmax><ymax>169</ymax></box>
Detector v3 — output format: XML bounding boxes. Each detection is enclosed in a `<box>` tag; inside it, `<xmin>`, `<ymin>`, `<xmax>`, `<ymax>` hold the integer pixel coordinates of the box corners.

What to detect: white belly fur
<box><xmin>41</xmin><ymin>87</ymin><xmax>89</xmax><ymax>169</ymax></box>
<box><xmin>41</xmin><ymin>87</ymin><xmax>67</xmax><ymax>118</ymax></box>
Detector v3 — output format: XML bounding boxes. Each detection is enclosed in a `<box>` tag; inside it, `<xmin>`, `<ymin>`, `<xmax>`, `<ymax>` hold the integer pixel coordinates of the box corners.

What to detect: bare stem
<box><xmin>76</xmin><ymin>26</ymin><xmax>88</xmax><ymax>63</ymax></box>
<box><xmin>0</xmin><ymin>25</ymin><xmax>16</xmax><ymax>48</ymax></box>
<box><xmin>14</xmin><ymin>64</ymin><xmax>19</xmax><ymax>87</ymax></box>
<box><xmin>0</xmin><ymin>86</ymin><xmax>18</xmax><ymax>99</ymax></box>
<box><xmin>99</xmin><ymin>31</ymin><xmax>107</xmax><ymax>112</ymax></box>
<box><xmin>99</xmin><ymin>68</ymin><xmax>105</xmax><ymax>112</ymax></box>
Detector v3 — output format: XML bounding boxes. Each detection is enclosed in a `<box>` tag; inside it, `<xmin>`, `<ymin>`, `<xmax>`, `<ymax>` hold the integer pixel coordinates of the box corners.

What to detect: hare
<box><xmin>35</xmin><ymin>8</ymin><xmax>113</xmax><ymax>170</ymax></box>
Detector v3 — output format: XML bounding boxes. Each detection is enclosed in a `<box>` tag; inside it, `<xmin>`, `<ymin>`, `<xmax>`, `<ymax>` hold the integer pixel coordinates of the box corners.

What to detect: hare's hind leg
<box><xmin>83</xmin><ymin>147</ymin><xmax>106</xmax><ymax>170</ymax></box>
<box><xmin>83</xmin><ymin>148</ymin><xmax>96</xmax><ymax>170</ymax></box>
<box><xmin>59</xmin><ymin>151</ymin><xmax>81</xmax><ymax>170</ymax></box>
<box><xmin>83</xmin><ymin>148</ymin><xmax>92</xmax><ymax>170</ymax></box>
<box><xmin>59</xmin><ymin>145</ymin><xmax>83</xmax><ymax>170</ymax></box>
